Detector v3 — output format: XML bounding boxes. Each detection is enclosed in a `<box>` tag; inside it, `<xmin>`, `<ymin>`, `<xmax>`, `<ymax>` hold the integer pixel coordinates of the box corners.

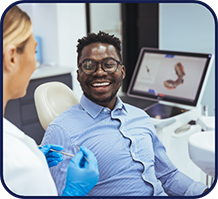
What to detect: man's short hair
<box><xmin>76</xmin><ymin>31</ymin><xmax>122</xmax><ymax>65</ymax></box>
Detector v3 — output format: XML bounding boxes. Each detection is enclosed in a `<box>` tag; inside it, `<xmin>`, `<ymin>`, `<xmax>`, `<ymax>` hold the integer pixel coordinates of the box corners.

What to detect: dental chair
<box><xmin>34</xmin><ymin>81</ymin><xmax>79</xmax><ymax>130</ymax></box>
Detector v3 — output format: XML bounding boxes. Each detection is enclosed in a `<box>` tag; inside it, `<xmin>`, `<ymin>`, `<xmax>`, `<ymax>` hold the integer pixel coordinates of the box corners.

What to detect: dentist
<box><xmin>2</xmin><ymin>5</ymin><xmax>99</xmax><ymax>196</ymax></box>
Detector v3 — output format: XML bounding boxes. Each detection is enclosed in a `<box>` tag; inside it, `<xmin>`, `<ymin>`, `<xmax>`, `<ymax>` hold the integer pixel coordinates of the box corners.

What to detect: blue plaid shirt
<box><xmin>41</xmin><ymin>94</ymin><xmax>207</xmax><ymax>196</ymax></box>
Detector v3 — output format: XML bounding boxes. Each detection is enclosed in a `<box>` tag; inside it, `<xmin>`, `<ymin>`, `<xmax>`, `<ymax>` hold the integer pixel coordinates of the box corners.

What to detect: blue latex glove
<box><xmin>62</xmin><ymin>146</ymin><xmax>99</xmax><ymax>196</ymax></box>
<box><xmin>39</xmin><ymin>144</ymin><xmax>63</xmax><ymax>168</ymax></box>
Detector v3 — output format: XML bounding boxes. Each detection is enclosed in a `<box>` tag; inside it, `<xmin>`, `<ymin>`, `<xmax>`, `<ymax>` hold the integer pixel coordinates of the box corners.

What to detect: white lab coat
<box><xmin>3</xmin><ymin>118</ymin><xmax>57</xmax><ymax>196</ymax></box>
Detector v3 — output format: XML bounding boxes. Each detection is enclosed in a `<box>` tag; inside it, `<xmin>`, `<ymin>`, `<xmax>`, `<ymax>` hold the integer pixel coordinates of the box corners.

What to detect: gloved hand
<box><xmin>62</xmin><ymin>146</ymin><xmax>99</xmax><ymax>196</ymax></box>
<box><xmin>39</xmin><ymin>144</ymin><xmax>63</xmax><ymax>168</ymax></box>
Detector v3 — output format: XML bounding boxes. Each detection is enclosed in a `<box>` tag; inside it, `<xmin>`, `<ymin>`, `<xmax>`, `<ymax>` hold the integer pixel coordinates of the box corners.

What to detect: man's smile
<box><xmin>92</xmin><ymin>82</ymin><xmax>110</xmax><ymax>87</ymax></box>
<box><xmin>89</xmin><ymin>80</ymin><xmax>112</xmax><ymax>93</ymax></box>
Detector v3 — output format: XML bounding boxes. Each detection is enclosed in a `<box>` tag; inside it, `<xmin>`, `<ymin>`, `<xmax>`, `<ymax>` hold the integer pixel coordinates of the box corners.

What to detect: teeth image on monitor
<box><xmin>164</xmin><ymin>62</ymin><xmax>185</xmax><ymax>90</ymax></box>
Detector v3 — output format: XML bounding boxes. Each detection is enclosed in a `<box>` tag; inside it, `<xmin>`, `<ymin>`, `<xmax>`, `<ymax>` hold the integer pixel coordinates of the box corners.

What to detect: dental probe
<box><xmin>74</xmin><ymin>145</ymin><xmax>90</xmax><ymax>163</ymax></box>
<box><xmin>38</xmin><ymin>145</ymin><xmax>89</xmax><ymax>163</ymax></box>
<box><xmin>39</xmin><ymin>145</ymin><xmax>74</xmax><ymax>157</ymax></box>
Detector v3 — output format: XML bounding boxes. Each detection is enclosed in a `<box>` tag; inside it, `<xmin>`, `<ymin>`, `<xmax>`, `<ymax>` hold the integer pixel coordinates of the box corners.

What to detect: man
<box><xmin>41</xmin><ymin>31</ymin><xmax>208</xmax><ymax>196</ymax></box>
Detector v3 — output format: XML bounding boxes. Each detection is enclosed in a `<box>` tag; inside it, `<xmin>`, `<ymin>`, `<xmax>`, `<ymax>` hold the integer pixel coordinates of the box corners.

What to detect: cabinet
<box><xmin>5</xmin><ymin>72</ymin><xmax>72</xmax><ymax>145</ymax></box>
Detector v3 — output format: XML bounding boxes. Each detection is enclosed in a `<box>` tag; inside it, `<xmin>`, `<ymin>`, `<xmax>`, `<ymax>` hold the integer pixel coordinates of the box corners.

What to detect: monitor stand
<box><xmin>144</xmin><ymin>103</ymin><xmax>189</xmax><ymax>120</ymax></box>
<box><xmin>120</xmin><ymin>93</ymin><xmax>202</xmax><ymax>132</ymax></box>
<box><xmin>144</xmin><ymin>101</ymin><xmax>201</xmax><ymax>132</ymax></box>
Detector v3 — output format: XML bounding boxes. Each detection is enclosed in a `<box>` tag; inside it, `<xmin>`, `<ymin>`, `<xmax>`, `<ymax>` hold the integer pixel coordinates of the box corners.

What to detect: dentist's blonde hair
<box><xmin>3</xmin><ymin>5</ymin><xmax>32</xmax><ymax>55</ymax></box>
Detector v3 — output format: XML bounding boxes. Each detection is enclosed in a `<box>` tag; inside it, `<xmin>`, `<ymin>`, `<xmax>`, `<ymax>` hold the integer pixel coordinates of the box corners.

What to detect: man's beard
<box><xmin>82</xmin><ymin>75</ymin><xmax>123</xmax><ymax>107</ymax></box>
<box><xmin>85</xmin><ymin>84</ymin><xmax>121</xmax><ymax>106</ymax></box>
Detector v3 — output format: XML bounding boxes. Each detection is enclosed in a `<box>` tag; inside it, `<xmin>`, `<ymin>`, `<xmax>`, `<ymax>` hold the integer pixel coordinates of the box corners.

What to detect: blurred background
<box><xmin>17</xmin><ymin>3</ymin><xmax>215</xmax><ymax>117</ymax></box>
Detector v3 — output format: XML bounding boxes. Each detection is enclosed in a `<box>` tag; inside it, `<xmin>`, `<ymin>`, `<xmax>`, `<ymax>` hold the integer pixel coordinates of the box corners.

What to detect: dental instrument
<box><xmin>39</xmin><ymin>145</ymin><xmax>89</xmax><ymax>163</ymax></box>
<box><xmin>39</xmin><ymin>145</ymin><xmax>74</xmax><ymax>157</ymax></box>
<box><xmin>203</xmin><ymin>105</ymin><xmax>208</xmax><ymax>117</ymax></box>
<box><xmin>174</xmin><ymin>120</ymin><xmax>196</xmax><ymax>133</ymax></box>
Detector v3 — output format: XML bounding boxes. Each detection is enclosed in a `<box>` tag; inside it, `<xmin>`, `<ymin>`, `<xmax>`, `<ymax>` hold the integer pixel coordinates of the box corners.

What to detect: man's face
<box><xmin>77</xmin><ymin>43</ymin><xmax>125</xmax><ymax>110</ymax></box>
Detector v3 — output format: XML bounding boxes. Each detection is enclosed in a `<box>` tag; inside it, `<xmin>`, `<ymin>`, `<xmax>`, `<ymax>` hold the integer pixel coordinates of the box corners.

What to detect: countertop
<box><xmin>30</xmin><ymin>65</ymin><xmax>73</xmax><ymax>80</ymax></box>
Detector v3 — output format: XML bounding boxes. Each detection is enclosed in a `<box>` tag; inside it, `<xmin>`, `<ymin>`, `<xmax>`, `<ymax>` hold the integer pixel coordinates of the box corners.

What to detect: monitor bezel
<box><xmin>127</xmin><ymin>47</ymin><xmax>213</xmax><ymax>107</ymax></box>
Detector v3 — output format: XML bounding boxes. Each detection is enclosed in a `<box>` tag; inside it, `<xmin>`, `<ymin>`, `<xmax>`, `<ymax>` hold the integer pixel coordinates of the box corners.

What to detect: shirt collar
<box><xmin>80</xmin><ymin>94</ymin><xmax>127</xmax><ymax>118</ymax></box>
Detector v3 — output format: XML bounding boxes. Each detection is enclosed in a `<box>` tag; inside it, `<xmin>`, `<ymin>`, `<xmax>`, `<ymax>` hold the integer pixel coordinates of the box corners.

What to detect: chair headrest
<box><xmin>34</xmin><ymin>81</ymin><xmax>79</xmax><ymax>130</ymax></box>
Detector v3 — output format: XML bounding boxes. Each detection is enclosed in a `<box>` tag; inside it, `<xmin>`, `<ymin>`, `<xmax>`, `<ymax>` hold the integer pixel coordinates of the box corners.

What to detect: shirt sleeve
<box><xmin>41</xmin><ymin>124</ymin><xmax>74</xmax><ymax>196</ymax></box>
<box><xmin>151</xmin><ymin>127</ymin><xmax>208</xmax><ymax>196</ymax></box>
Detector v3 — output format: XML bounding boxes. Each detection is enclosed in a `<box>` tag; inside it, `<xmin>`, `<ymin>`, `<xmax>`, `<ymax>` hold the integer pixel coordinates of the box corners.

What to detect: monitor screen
<box><xmin>127</xmin><ymin>48</ymin><xmax>213</xmax><ymax>107</ymax></box>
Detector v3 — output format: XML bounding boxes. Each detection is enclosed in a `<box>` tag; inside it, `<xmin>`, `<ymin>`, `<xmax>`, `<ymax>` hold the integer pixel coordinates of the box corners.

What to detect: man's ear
<box><xmin>3</xmin><ymin>45</ymin><xmax>18</xmax><ymax>73</ymax></box>
<box><xmin>76</xmin><ymin>69</ymin><xmax>80</xmax><ymax>82</ymax></box>
<box><xmin>121</xmin><ymin>65</ymin><xmax>126</xmax><ymax>80</ymax></box>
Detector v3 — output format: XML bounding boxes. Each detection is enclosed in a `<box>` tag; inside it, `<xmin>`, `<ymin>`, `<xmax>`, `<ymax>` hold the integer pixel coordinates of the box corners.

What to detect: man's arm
<box><xmin>41</xmin><ymin>124</ymin><xmax>74</xmax><ymax>195</ymax></box>
<box><xmin>152</xmin><ymin>133</ymin><xmax>208</xmax><ymax>196</ymax></box>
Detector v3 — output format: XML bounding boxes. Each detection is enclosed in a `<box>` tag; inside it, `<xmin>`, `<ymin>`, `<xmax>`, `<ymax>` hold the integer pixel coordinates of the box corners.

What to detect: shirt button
<box><xmin>103</xmin><ymin>109</ymin><xmax>108</xmax><ymax>112</ymax></box>
<box><xmin>132</xmin><ymin>152</ymin><xmax>136</xmax><ymax>157</ymax></box>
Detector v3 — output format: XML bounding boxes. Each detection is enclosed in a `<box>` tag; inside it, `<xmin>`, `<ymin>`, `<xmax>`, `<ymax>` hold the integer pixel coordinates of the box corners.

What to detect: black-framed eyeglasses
<box><xmin>78</xmin><ymin>57</ymin><xmax>122</xmax><ymax>75</ymax></box>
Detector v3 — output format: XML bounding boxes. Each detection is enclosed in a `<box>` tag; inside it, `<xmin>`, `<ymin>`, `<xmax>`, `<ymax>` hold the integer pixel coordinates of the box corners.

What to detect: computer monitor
<box><xmin>127</xmin><ymin>48</ymin><xmax>213</xmax><ymax>118</ymax></box>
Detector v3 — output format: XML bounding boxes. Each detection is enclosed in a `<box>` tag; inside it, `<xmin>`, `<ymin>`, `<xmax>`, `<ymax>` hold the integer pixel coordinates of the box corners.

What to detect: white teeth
<box><xmin>92</xmin><ymin>82</ymin><xmax>110</xmax><ymax>87</ymax></box>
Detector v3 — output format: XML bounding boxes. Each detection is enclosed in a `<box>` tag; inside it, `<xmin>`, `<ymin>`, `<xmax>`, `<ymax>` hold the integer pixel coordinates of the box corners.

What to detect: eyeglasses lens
<box><xmin>82</xmin><ymin>60</ymin><xmax>96</xmax><ymax>74</ymax></box>
<box><xmin>81</xmin><ymin>58</ymin><xmax>119</xmax><ymax>74</ymax></box>
<box><xmin>103</xmin><ymin>59</ymin><xmax>117</xmax><ymax>72</ymax></box>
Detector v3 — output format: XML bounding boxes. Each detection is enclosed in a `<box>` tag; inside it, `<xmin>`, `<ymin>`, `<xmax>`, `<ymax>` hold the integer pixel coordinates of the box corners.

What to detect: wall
<box><xmin>90</xmin><ymin>3</ymin><xmax>122</xmax><ymax>40</ymax></box>
<box><xmin>56</xmin><ymin>3</ymin><xmax>86</xmax><ymax>98</ymax></box>
<box><xmin>19</xmin><ymin>3</ymin><xmax>59</xmax><ymax>65</ymax></box>
<box><xmin>159</xmin><ymin>3</ymin><xmax>215</xmax><ymax>116</ymax></box>
<box><xmin>18</xmin><ymin>3</ymin><xmax>86</xmax><ymax>99</ymax></box>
